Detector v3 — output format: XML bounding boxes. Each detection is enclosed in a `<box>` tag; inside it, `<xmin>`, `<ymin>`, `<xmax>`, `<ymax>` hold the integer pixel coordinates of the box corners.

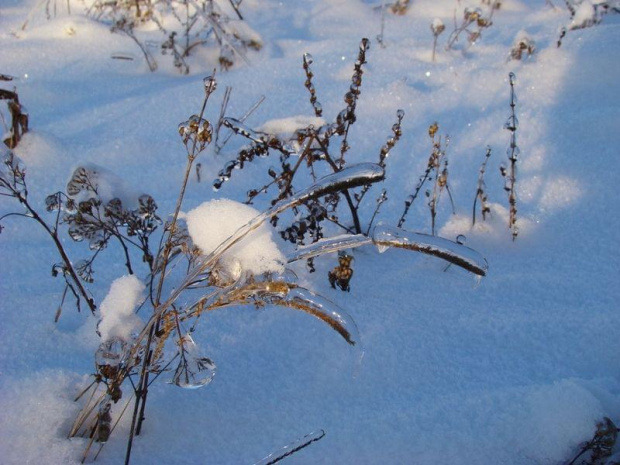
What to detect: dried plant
<box><xmin>567</xmin><ymin>417</ymin><xmax>619</xmax><ymax>465</ymax></box>
<box><xmin>398</xmin><ymin>122</ymin><xmax>454</xmax><ymax>235</ymax></box>
<box><xmin>500</xmin><ymin>72</ymin><xmax>519</xmax><ymax>240</ymax></box>
<box><xmin>375</xmin><ymin>0</ymin><xmax>412</xmax><ymax>47</ymax></box>
<box><xmin>509</xmin><ymin>32</ymin><xmax>536</xmax><ymax>61</ymax></box>
<box><xmin>0</xmin><ymin>76</ymin><xmax>29</xmax><ymax>149</ymax></box>
<box><xmin>557</xmin><ymin>0</ymin><xmax>620</xmax><ymax>46</ymax></box>
<box><xmin>20</xmin><ymin>0</ymin><xmax>73</xmax><ymax>30</ymax></box>
<box><xmin>88</xmin><ymin>0</ymin><xmax>262</xmax><ymax>73</ymax></box>
<box><xmin>445</xmin><ymin>3</ymin><xmax>499</xmax><ymax>51</ymax></box>
<box><xmin>1</xmin><ymin>47</ymin><xmax>490</xmax><ymax>465</ymax></box>
<box><xmin>390</xmin><ymin>0</ymin><xmax>412</xmax><ymax>15</ymax></box>
<box><xmin>58</xmin><ymin>75</ymin><xmax>403</xmax><ymax>464</ymax></box>
<box><xmin>472</xmin><ymin>146</ymin><xmax>492</xmax><ymax>226</ymax></box>
<box><xmin>431</xmin><ymin>18</ymin><xmax>445</xmax><ymax>62</ymax></box>
<box><xmin>214</xmin><ymin>39</ymin><xmax>374</xmax><ymax>250</ymax></box>
<box><xmin>0</xmin><ymin>150</ymin><xmax>97</xmax><ymax>317</ymax></box>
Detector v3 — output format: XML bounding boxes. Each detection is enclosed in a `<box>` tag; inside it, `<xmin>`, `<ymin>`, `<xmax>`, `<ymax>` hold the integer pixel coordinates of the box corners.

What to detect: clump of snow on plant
<box><xmin>571</xmin><ymin>1</ymin><xmax>598</xmax><ymax>29</ymax></box>
<box><xmin>67</xmin><ymin>163</ymin><xmax>143</xmax><ymax>208</ymax></box>
<box><xmin>185</xmin><ymin>199</ymin><xmax>286</xmax><ymax>277</ymax></box>
<box><xmin>98</xmin><ymin>275</ymin><xmax>145</xmax><ymax>342</ymax></box>
<box><xmin>257</xmin><ymin>115</ymin><xmax>326</xmax><ymax>138</ymax></box>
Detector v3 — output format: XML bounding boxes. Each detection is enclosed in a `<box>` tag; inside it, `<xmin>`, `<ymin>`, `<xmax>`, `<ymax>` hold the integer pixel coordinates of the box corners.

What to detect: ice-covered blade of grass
<box><xmin>196</xmin><ymin>280</ymin><xmax>360</xmax><ymax>347</ymax></box>
<box><xmin>372</xmin><ymin>223</ymin><xmax>488</xmax><ymax>276</ymax></box>
<box><xmin>287</xmin><ymin>234</ymin><xmax>372</xmax><ymax>263</ymax></box>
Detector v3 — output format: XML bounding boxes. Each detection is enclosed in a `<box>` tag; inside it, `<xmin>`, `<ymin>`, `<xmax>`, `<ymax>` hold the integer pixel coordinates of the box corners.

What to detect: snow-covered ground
<box><xmin>1</xmin><ymin>0</ymin><xmax>620</xmax><ymax>463</ymax></box>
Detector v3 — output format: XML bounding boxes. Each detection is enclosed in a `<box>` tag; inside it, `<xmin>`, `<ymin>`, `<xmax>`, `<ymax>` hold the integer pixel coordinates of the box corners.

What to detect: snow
<box><xmin>66</xmin><ymin>163</ymin><xmax>143</xmax><ymax>207</ymax></box>
<box><xmin>185</xmin><ymin>198</ymin><xmax>286</xmax><ymax>277</ymax></box>
<box><xmin>1</xmin><ymin>0</ymin><xmax>620</xmax><ymax>464</ymax></box>
<box><xmin>257</xmin><ymin>115</ymin><xmax>327</xmax><ymax>138</ymax></box>
<box><xmin>97</xmin><ymin>275</ymin><xmax>145</xmax><ymax>342</ymax></box>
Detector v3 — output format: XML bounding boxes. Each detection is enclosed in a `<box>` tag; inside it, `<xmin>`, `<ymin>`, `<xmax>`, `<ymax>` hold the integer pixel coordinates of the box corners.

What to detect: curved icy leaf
<box><xmin>201</xmin><ymin>281</ymin><xmax>360</xmax><ymax>346</ymax></box>
<box><xmin>372</xmin><ymin>223</ymin><xmax>488</xmax><ymax>276</ymax></box>
<box><xmin>287</xmin><ymin>234</ymin><xmax>372</xmax><ymax>263</ymax></box>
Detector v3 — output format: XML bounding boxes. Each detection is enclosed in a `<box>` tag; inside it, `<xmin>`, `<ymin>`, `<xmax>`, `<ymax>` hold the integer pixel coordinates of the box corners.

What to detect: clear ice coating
<box><xmin>170</xmin><ymin>334</ymin><xmax>216</xmax><ymax>389</ymax></box>
<box><xmin>254</xmin><ymin>429</ymin><xmax>326</xmax><ymax>465</ymax></box>
<box><xmin>207</xmin><ymin>278</ymin><xmax>361</xmax><ymax>347</ymax></box>
<box><xmin>289</xmin><ymin>163</ymin><xmax>384</xmax><ymax>206</ymax></box>
<box><xmin>371</xmin><ymin>223</ymin><xmax>488</xmax><ymax>276</ymax></box>
<box><xmin>222</xmin><ymin>117</ymin><xmax>266</xmax><ymax>144</ymax></box>
<box><xmin>95</xmin><ymin>337</ymin><xmax>129</xmax><ymax>372</ymax></box>
<box><xmin>281</xmin><ymin>286</ymin><xmax>360</xmax><ymax>346</ymax></box>
<box><xmin>287</xmin><ymin>234</ymin><xmax>372</xmax><ymax>263</ymax></box>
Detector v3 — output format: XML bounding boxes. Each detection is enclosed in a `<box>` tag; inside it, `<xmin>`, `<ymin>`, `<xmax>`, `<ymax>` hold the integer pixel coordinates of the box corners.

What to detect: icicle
<box><xmin>371</xmin><ymin>223</ymin><xmax>488</xmax><ymax>276</ymax></box>
<box><xmin>287</xmin><ymin>234</ymin><xmax>372</xmax><ymax>263</ymax></box>
<box><xmin>170</xmin><ymin>334</ymin><xmax>216</xmax><ymax>389</ymax></box>
<box><xmin>288</xmin><ymin>163</ymin><xmax>384</xmax><ymax>206</ymax></box>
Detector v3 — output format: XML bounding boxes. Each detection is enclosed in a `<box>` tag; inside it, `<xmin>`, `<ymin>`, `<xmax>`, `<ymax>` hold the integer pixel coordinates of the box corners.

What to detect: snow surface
<box><xmin>1</xmin><ymin>0</ymin><xmax>620</xmax><ymax>464</ymax></box>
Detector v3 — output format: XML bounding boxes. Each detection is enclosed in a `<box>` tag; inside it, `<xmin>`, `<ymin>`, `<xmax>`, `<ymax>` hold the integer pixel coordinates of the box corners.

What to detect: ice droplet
<box><xmin>203</xmin><ymin>75</ymin><xmax>217</xmax><ymax>95</ymax></box>
<box><xmin>170</xmin><ymin>334</ymin><xmax>216</xmax><ymax>389</ymax></box>
<box><xmin>95</xmin><ymin>338</ymin><xmax>129</xmax><ymax>375</ymax></box>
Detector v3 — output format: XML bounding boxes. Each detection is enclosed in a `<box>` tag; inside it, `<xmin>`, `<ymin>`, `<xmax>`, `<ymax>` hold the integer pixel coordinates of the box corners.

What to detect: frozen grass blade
<box><xmin>287</xmin><ymin>234</ymin><xmax>372</xmax><ymax>263</ymax></box>
<box><xmin>372</xmin><ymin>223</ymin><xmax>488</xmax><ymax>276</ymax></box>
<box><xmin>255</xmin><ymin>429</ymin><xmax>326</xmax><ymax>465</ymax></box>
<box><xmin>189</xmin><ymin>280</ymin><xmax>360</xmax><ymax>346</ymax></box>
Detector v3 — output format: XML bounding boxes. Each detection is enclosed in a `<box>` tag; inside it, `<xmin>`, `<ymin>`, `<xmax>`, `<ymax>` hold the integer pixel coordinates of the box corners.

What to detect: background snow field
<box><xmin>1</xmin><ymin>0</ymin><xmax>620</xmax><ymax>463</ymax></box>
